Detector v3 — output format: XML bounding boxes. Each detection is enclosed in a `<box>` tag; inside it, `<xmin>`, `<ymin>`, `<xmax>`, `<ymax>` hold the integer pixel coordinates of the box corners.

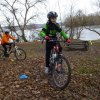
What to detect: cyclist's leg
<box><xmin>8</xmin><ymin>43</ymin><xmax>12</xmax><ymax>51</ymax></box>
<box><xmin>58</xmin><ymin>42</ymin><xmax>62</xmax><ymax>53</ymax></box>
<box><xmin>46</xmin><ymin>41</ymin><xmax>52</xmax><ymax>68</ymax></box>
<box><xmin>2</xmin><ymin>43</ymin><xmax>8</xmax><ymax>57</ymax></box>
<box><xmin>4</xmin><ymin>43</ymin><xmax>10</xmax><ymax>57</ymax></box>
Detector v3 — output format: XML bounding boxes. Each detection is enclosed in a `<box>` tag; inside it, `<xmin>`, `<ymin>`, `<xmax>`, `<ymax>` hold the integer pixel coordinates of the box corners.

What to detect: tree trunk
<box><xmin>22</xmin><ymin>30</ymin><xmax>28</xmax><ymax>42</ymax></box>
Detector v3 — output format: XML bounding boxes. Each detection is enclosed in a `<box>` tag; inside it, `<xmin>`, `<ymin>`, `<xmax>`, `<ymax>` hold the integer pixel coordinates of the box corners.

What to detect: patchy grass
<box><xmin>76</xmin><ymin>66</ymin><xmax>100</xmax><ymax>75</ymax></box>
<box><xmin>95</xmin><ymin>57</ymin><xmax>100</xmax><ymax>63</ymax></box>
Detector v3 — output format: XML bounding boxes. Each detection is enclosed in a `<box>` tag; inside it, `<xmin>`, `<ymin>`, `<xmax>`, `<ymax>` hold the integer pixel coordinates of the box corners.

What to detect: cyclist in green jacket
<box><xmin>39</xmin><ymin>11</ymin><xmax>71</xmax><ymax>74</ymax></box>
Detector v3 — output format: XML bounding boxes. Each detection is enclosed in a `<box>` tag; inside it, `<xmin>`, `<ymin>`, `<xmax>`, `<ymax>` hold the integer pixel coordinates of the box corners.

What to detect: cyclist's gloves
<box><xmin>45</xmin><ymin>36</ymin><xmax>50</xmax><ymax>41</ymax></box>
<box><xmin>66</xmin><ymin>39</ymin><xmax>71</xmax><ymax>43</ymax></box>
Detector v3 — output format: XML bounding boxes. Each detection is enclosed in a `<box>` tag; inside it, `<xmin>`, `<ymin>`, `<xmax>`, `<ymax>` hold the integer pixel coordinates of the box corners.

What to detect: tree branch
<box><xmin>85</xmin><ymin>26</ymin><xmax>100</xmax><ymax>36</ymax></box>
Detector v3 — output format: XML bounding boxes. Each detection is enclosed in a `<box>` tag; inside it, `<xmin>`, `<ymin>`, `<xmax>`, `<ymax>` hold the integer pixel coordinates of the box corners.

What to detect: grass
<box><xmin>76</xmin><ymin>66</ymin><xmax>100</xmax><ymax>75</ymax></box>
<box><xmin>91</xmin><ymin>40</ymin><xmax>100</xmax><ymax>46</ymax></box>
<box><xmin>95</xmin><ymin>57</ymin><xmax>100</xmax><ymax>63</ymax></box>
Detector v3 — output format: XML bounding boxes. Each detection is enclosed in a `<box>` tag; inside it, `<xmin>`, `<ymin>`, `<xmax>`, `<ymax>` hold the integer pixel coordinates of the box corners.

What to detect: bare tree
<box><xmin>64</xmin><ymin>0</ymin><xmax>79</xmax><ymax>39</ymax></box>
<box><xmin>0</xmin><ymin>25</ymin><xmax>3</xmax><ymax>33</ymax></box>
<box><xmin>84</xmin><ymin>0</ymin><xmax>100</xmax><ymax>36</ymax></box>
<box><xmin>95</xmin><ymin>0</ymin><xmax>100</xmax><ymax>9</ymax></box>
<box><xmin>0</xmin><ymin>10</ymin><xmax>19</xmax><ymax>34</ymax></box>
<box><xmin>74</xmin><ymin>10</ymin><xmax>86</xmax><ymax>39</ymax></box>
<box><xmin>68</xmin><ymin>1</ymin><xmax>75</xmax><ymax>39</ymax></box>
<box><xmin>84</xmin><ymin>26</ymin><xmax>100</xmax><ymax>36</ymax></box>
<box><xmin>0</xmin><ymin>0</ymin><xmax>46</xmax><ymax>42</ymax></box>
<box><xmin>64</xmin><ymin>9</ymin><xmax>85</xmax><ymax>39</ymax></box>
<box><xmin>0</xmin><ymin>7</ymin><xmax>23</xmax><ymax>42</ymax></box>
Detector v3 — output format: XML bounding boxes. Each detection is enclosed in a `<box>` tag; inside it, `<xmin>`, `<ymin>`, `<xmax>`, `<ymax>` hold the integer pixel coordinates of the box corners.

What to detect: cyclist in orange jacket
<box><xmin>1</xmin><ymin>30</ymin><xmax>16</xmax><ymax>57</ymax></box>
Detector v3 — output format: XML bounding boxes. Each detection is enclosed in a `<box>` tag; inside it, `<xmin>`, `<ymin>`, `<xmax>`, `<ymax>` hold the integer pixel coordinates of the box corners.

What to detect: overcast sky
<box><xmin>39</xmin><ymin>0</ymin><xmax>98</xmax><ymax>23</ymax></box>
<box><xmin>0</xmin><ymin>0</ymin><xmax>98</xmax><ymax>24</ymax></box>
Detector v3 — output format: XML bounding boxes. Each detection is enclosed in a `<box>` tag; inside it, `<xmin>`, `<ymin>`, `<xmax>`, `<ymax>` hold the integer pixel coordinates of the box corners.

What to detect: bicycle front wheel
<box><xmin>15</xmin><ymin>48</ymin><xmax>26</xmax><ymax>60</ymax></box>
<box><xmin>52</xmin><ymin>56</ymin><xmax>71</xmax><ymax>90</ymax></box>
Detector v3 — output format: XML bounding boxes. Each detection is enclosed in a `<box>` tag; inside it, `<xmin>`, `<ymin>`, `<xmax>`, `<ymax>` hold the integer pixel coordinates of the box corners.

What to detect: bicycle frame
<box><xmin>49</xmin><ymin>38</ymin><xmax>65</xmax><ymax>53</ymax></box>
<box><xmin>6</xmin><ymin>42</ymin><xmax>18</xmax><ymax>54</ymax></box>
<box><xmin>49</xmin><ymin>39</ymin><xmax>64</xmax><ymax>70</ymax></box>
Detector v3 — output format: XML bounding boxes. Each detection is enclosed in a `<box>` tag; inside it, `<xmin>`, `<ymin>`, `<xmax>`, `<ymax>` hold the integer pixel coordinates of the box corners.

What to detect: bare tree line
<box><xmin>0</xmin><ymin>0</ymin><xmax>100</xmax><ymax>41</ymax></box>
<box><xmin>0</xmin><ymin>0</ymin><xmax>46</xmax><ymax>42</ymax></box>
<box><xmin>64</xmin><ymin>0</ymin><xmax>100</xmax><ymax>39</ymax></box>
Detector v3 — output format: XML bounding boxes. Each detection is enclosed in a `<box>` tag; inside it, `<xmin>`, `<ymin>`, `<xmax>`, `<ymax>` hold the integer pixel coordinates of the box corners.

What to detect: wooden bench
<box><xmin>65</xmin><ymin>39</ymin><xmax>89</xmax><ymax>51</ymax></box>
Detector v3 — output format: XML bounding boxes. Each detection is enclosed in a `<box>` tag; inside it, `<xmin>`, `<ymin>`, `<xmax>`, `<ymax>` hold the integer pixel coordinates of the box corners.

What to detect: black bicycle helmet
<box><xmin>4</xmin><ymin>29</ymin><xmax>10</xmax><ymax>34</ymax></box>
<box><xmin>47</xmin><ymin>11</ymin><xmax>58</xmax><ymax>19</ymax></box>
<box><xmin>5</xmin><ymin>31</ymin><xmax>9</xmax><ymax>34</ymax></box>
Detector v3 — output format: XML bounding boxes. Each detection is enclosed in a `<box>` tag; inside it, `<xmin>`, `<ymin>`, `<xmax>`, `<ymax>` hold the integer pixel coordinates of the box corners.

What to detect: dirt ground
<box><xmin>0</xmin><ymin>41</ymin><xmax>100</xmax><ymax>100</ymax></box>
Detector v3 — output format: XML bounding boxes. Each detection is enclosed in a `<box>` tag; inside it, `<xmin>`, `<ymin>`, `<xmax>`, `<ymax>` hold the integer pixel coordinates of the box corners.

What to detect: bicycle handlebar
<box><xmin>42</xmin><ymin>38</ymin><xmax>70</xmax><ymax>44</ymax></box>
<box><xmin>11</xmin><ymin>40</ymin><xmax>18</xmax><ymax>47</ymax></box>
<box><xmin>48</xmin><ymin>39</ymin><xmax>65</xmax><ymax>42</ymax></box>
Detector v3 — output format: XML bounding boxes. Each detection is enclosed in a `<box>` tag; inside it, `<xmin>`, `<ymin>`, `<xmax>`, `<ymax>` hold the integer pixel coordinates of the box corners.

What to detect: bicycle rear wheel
<box><xmin>14</xmin><ymin>48</ymin><xmax>26</xmax><ymax>60</ymax></box>
<box><xmin>52</xmin><ymin>56</ymin><xmax>71</xmax><ymax>90</ymax></box>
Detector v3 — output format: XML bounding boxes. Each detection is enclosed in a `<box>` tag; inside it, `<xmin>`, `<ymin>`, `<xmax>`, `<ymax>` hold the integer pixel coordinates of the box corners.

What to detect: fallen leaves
<box><xmin>0</xmin><ymin>42</ymin><xmax>100</xmax><ymax>100</ymax></box>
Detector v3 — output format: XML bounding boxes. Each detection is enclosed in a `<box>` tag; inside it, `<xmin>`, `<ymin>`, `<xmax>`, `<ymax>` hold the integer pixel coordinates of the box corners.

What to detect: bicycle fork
<box><xmin>15</xmin><ymin>46</ymin><xmax>21</xmax><ymax>55</ymax></box>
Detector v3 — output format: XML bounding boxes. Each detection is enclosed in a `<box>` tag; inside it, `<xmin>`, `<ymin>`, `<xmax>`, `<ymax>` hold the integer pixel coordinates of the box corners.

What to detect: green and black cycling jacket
<box><xmin>39</xmin><ymin>22</ymin><xmax>69</xmax><ymax>39</ymax></box>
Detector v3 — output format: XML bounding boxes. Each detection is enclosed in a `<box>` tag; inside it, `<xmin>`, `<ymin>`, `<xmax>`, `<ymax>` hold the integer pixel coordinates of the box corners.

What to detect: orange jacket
<box><xmin>1</xmin><ymin>33</ymin><xmax>16</xmax><ymax>44</ymax></box>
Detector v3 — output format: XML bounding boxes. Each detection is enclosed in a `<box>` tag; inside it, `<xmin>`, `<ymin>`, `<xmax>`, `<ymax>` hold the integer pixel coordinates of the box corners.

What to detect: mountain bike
<box><xmin>0</xmin><ymin>42</ymin><xmax>26</xmax><ymax>60</ymax></box>
<box><xmin>43</xmin><ymin>38</ymin><xmax>71</xmax><ymax>90</ymax></box>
